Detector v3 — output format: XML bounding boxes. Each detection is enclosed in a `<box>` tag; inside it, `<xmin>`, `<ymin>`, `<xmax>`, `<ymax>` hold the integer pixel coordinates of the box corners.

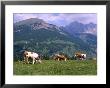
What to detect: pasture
<box><xmin>13</xmin><ymin>60</ymin><xmax>97</xmax><ymax>75</ymax></box>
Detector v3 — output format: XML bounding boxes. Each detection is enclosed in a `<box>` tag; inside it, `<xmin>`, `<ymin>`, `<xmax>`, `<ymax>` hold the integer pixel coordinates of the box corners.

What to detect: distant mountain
<box><xmin>63</xmin><ymin>21</ymin><xmax>97</xmax><ymax>52</ymax></box>
<box><xmin>84</xmin><ymin>23</ymin><xmax>97</xmax><ymax>35</ymax></box>
<box><xmin>64</xmin><ymin>21</ymin><xmax>97</xmax><ymax>35</ymax></box>
<box><xmin>14</xmin><ymin>18</ymin><xmax>97</xmax><ymax>60</ymax></box>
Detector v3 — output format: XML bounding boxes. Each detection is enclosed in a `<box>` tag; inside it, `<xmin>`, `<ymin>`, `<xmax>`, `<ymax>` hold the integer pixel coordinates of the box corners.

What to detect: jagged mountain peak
<box><xmin>14</xmin><ymin>18</ymin><xmax>61</xmax><ymax>31</ymax></box>
<box><xmin>64</xmin><ymin>21</ymin><xmax>97</xmax><ymax>35</ymax></box>
<box><xmin>15</xmin><ymin>18</ymin><xmax>44</xmax><ymax>26</ymax></box>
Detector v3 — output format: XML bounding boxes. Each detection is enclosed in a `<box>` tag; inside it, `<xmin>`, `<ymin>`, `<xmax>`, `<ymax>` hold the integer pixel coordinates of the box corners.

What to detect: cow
<box><xmin>53</xmin><ymin>54</ymin><xmax>67</xmax><ymax>61</ymax></box>
<box><xmin>74</xmin><ymin>53</ymin><xmax>86</xmax><ymax>60</ymax></box>
<box><xmin>23</xmin><ymin>51</ymin><xmax>42</xmax><ymax>64</ymax></box>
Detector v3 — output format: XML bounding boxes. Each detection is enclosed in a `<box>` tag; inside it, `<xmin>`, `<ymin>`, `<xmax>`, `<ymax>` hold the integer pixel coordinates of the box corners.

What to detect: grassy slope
<box><xmin>13</xmin><ymin>60</ymin><xmax>97</xmax><ymax>75</ymax></box>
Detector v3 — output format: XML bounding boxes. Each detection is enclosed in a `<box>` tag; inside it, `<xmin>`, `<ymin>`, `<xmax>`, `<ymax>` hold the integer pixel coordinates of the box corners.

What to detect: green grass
<box><xmin>13</xmin><ymin>60</ymin><xmax>97</xmax><ymax>75</ymax></box>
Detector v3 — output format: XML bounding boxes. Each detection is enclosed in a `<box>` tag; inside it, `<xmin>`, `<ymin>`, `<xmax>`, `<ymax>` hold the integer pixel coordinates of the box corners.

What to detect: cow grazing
<box><xmin>23</xmin><ymin>51</ymin><xmax>42</xmax><ymax>64</ymax></box>
<box><xmin>74</xmin><ymin>53</ymin><xmax>86</xmax><ymax>60</ymax></box>
<box><xmin>53</xmin><ymin>54</ymin><xmax>67</xmax><ymax>61</ymax></box>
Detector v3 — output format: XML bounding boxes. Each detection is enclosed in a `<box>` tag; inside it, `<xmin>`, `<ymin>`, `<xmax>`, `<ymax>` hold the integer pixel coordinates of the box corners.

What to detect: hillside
<box><xmin>14</xmin><ymin>18</ymin><xmax>97</xmax><ymax>60</ymax></box>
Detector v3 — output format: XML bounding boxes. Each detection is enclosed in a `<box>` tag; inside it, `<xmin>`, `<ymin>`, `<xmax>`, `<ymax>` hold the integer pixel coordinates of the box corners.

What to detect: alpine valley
<box><xmin>14</xmin><ymin>18</ymin><xmax>97</xmax><ymax>60</ymax></box>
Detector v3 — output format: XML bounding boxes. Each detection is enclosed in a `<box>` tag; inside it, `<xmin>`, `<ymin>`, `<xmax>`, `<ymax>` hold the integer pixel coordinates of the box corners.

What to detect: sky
<box><xmin>14</xmin><ymin>13</ymin><xmax>97</xmax><ymax>26</ymax></box>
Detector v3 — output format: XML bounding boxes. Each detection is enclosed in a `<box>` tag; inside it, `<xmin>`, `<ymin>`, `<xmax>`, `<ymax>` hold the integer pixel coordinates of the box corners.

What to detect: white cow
<box><xmin>23</xmin><ymin>51</ymin><xmax>42</xmax><ymax>64</ymax></box>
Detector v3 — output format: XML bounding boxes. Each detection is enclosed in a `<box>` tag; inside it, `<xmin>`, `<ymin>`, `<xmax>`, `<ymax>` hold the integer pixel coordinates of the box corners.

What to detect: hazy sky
<box><xmin>14</xmin><ymin>13</ymin><xmax>97</xmax><ymax>26</ymax></box>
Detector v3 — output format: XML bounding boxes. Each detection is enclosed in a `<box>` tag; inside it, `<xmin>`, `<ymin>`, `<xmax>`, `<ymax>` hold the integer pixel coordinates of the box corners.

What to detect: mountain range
<box><xmin>14</xmin><ymin>18</ymin><xmax>97</xmax><ymax>60</ymax></box>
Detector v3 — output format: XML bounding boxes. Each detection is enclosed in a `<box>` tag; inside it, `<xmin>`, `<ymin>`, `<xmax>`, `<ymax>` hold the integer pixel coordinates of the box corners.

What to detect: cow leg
<box><xmin>32</xmin><ymin>58</ymin><xmax>35</xmax><ymax>64</ymax></box>
<box><xmin>58</xmin><ymin>58</ymin><xmax>59</xmax><ymax>61</ymax></box>
<box><xmin>23</xmin><ymin>57</ymin><xmax>26</xmax><ymax>63</ymax></box>
<box><xmin>38</xmin><ymin>59</ymin><xmax>42</xmax><ymax>63</ymax></box>
<box><xmin>35</xmin><ymin>59</ymin><xmax>39</xmax><ymax>63</ymax></box>
<box><xmin>82</xmin><ymin>58</ymin><xmax>84</xmax><ymax>60</ymax></box>
<box><xmin>26</xmin><ymin>57</ymin><xmax>29</xmax><ymax>64</ymax></box>
<box><xmin>24</xmin><ymin>56</ymin><xmax>28</xmax><ymax>64</ymax></box>
<box><xmin>35</xmin><ymin>59</ymin><xmax>38</xmax><ymax>63</ymax></box>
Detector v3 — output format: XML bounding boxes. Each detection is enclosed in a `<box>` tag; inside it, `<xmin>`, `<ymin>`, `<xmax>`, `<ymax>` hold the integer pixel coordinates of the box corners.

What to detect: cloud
<box><xmin>14</xmin><ymin>13</ymin><xmax>97</xmax><ymax>26</ymax></box>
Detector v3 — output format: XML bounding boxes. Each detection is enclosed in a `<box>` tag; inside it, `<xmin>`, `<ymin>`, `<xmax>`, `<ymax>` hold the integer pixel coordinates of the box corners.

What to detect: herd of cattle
<box><xmin>23</xmin><ymin>51</ymin><xmax>86</xmax><ymax>64</ymax></box>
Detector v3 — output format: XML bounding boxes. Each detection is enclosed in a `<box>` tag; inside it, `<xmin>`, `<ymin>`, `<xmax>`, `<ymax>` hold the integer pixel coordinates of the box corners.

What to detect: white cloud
<box><xmin>14</xmin><ymin>13</ymin><xmax>97</xmax><ymax>26</ymax></box>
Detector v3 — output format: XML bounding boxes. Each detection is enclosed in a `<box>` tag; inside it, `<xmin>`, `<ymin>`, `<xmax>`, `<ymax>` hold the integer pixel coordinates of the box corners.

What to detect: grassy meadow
<box><xmin>13</xmin><ymin>60</ymin><xmax>97</xmax><ymax>75</ymax></box>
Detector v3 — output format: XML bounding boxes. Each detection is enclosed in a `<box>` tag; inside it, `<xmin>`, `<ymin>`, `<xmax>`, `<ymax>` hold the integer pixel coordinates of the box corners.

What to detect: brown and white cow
<box><xmin>53</xmin><ymin>54</ymin><xmax>67</xmax><ymax>61</ymax></box>
<box><xmin>23</xmin><ymin>51</ymin><xmax>42</xmax><ymax>64</ymax></box>
<box><xmin>74</xmin><ymin>53</ymin><xmax>86</xmax><ymax>60</ymax></box>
